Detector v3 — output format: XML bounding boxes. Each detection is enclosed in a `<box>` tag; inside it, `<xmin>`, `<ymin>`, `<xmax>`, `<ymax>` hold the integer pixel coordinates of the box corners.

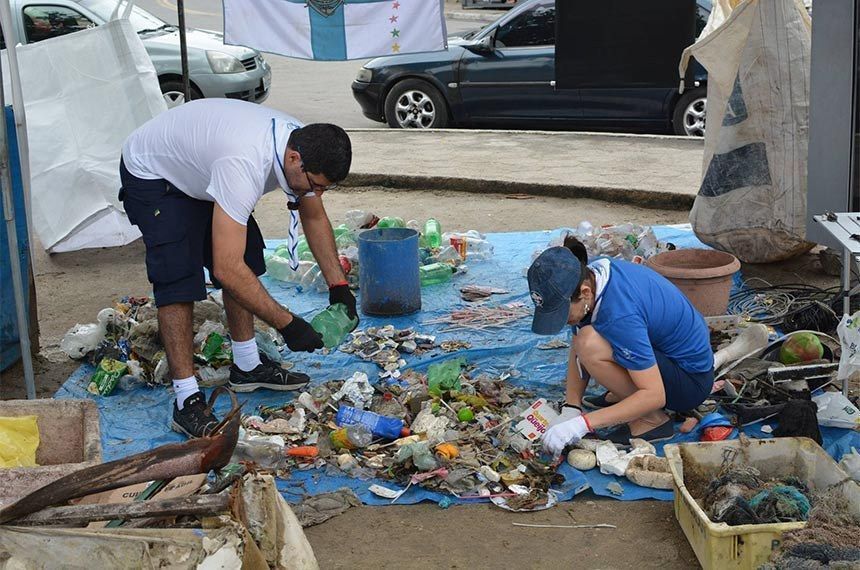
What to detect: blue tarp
<box><xmin>1</xmin><ymin>106</ymin><xmax>31</xmax><ymax>371</ymax></box>
<box><xmin>56</xmin><ymin>226</ymin><xmax>860</xmax><ymax>504</ymax></box>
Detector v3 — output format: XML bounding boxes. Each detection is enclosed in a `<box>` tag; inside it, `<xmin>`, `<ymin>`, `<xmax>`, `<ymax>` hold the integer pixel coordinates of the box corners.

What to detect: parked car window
<box><xmin>696</xmin><ymin>0</ymin><xmax>711</xmax><ymax>37</ymax></box>
<box><xmin>495</xmin><ymin>2</ymin><xmax>555</xmax><ymax>48</ymax></box>
<box><xmin>23</xmin><ymin>5</ymin><xmax>96</xmax><ymax>43</ymax></box>
<box><xmin>79</xmin><ymin>0</ymin><xmax>171</xmax><ymax>35</ymax></box>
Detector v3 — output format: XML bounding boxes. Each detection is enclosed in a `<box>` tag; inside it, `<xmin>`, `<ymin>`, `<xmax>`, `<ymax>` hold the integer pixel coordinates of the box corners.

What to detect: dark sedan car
<box><xmin>352</xmin><ymin>0</ymin><xmax>710</xmax><ymax>136</ymax></box>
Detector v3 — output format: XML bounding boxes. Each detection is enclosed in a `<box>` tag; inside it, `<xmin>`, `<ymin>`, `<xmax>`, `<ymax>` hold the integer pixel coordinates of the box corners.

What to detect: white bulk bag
<box><xmin>680</xmin><ymin>0</ymin><xmax>813</xmax><ymax>263</ymax></box>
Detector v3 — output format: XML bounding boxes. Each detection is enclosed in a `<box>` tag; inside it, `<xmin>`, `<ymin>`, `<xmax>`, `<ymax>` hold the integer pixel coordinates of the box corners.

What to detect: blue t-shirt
<box><xmin>586</xmin><ymin>259</ymin><xmax>713</xmax><ymax>373</ymax></box>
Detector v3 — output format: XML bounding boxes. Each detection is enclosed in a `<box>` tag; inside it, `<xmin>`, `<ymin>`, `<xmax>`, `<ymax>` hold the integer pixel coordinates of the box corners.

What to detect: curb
<box><xmin>343</xmin><ymin>173</ymin><xmax>695</xmax><ymax>211</ymax></box>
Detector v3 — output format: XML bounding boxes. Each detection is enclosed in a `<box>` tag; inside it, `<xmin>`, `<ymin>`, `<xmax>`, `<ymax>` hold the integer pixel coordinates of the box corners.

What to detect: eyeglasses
<box><xmin>298</xmin><ymin>151</ymin><xmax>338</xmax><ymax>193</ymax></box>
<box><xmin>303</xmin><ymin>168</ymin><xmax>338</xmax><ymax>193</ymax></box>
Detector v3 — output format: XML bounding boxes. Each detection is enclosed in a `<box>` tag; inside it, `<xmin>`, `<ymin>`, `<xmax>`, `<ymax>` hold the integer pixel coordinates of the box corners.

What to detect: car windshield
<box><xmin>79</xmin><ymin>0</ymin><xmax>172</xmax><ymax>34</ymax></box>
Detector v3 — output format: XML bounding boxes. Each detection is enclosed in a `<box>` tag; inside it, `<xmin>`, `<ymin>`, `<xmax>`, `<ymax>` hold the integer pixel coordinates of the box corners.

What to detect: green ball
<box><xmin>458</xmin><ymin>407</ymin><xmax>474</xmax><ymax>422</ymax></box>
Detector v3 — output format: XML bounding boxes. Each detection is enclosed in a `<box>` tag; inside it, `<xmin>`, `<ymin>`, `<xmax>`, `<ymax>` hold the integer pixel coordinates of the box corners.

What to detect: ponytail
<box><xmin>563</xmin><ymin>234</ymin><xmax>591</xmax><ymax>301</ymax></box>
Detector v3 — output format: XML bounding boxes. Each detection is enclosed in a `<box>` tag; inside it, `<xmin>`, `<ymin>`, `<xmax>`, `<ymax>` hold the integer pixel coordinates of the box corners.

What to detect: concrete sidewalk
<box><xmin>345</xmin><ymin>129</ymin><xmax>705</xmax><ymax>210</ymax></box>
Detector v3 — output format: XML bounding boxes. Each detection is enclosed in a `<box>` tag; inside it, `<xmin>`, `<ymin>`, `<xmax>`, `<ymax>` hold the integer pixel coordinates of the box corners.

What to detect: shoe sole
<box><xmin>228</xmin><ymin>381</ymin><xmax>309</xmax><ymax>393</ymax></box>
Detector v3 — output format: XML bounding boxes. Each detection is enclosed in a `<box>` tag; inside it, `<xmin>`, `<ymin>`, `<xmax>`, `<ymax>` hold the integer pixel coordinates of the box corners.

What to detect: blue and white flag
<box><xmin>224</xmin><ymin>0</ymin><xmax>448</xmax><ymax>61</ymax></box>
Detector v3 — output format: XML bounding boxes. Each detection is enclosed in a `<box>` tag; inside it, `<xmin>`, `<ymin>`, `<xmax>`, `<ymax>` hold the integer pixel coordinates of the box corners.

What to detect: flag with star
<box><xmin>224</xmin><ymin>0</ymin><xmax>447</xmax><ymax>61</ymax></box>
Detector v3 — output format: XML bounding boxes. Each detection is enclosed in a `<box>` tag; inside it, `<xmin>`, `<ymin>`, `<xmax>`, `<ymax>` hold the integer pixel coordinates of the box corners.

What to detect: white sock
<box><xmin>173</xmin><ymin>376</ymin><xmax>199</xmax><ymax>410</ymax></box>
<box><xmin>232</xmin><ymin>338</ymin><xmax>261</xmax><ymax>372</ymax></box>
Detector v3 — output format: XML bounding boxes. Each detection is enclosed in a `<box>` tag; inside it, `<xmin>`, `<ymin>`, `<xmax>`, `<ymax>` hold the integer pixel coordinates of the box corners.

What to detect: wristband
<box><xmin>329</xmin><ymin>281</ymin><xmax>349</xmax><ymax>289</ymax></box>
<box><xmin>563</xmin><ymin>403</ymin><xmax>582</xmax><ymax>412</ymax></box>
<box><xmin>582</xmin><ymin>414</ymin><xmax>593</xmax><ymax>432</ymax></box>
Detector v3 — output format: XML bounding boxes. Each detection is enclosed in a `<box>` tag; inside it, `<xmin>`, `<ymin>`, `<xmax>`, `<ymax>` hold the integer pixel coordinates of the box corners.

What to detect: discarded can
<box><xmin>449</xmin><ymin>236</ymin><xmax>468</xmax><ymax>261</ymax></box>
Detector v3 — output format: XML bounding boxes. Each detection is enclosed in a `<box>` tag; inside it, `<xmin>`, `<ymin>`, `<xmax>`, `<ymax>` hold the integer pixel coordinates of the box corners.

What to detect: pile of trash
<box><xmin>264</xmin><ymin>210</ymin><xmax>495</xmax><ymax>291</ymax></box>
<box><xmin>339</xmin><ymin>325</ymin><xmax>436</xmax><ymax>380</ymax></box>
<box><xmin>231</xmin><ymin>358</ymin><xmax>572</xmax><ymax>511</ymax></box>
<box><xmin>59</xmin><ymin>293</ymin><xmax>284</xmax><ymax>393</ymax></box>
<box><xmin>533</xmin><ymin>222</ymin><xmax>670</xmax><ymax>264</ymax></box>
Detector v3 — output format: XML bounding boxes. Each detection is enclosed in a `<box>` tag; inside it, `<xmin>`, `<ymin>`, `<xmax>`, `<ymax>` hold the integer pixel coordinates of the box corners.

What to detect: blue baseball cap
<box><xmin>527</xmin><ymin>247</ymin><xmax>582</xmax><ymax>335</ymax></box>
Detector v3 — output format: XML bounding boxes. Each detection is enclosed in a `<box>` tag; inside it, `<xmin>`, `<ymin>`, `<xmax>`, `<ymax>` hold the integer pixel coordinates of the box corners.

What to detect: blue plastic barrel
<box><xmin>357</xmin><ymin>228</ymin><xmax>421</xmax><ymax>316</ymax></box>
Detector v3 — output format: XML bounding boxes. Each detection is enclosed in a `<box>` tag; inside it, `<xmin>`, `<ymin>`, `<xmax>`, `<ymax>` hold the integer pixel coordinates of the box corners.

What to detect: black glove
<box><xmin>279</xmin><ymin>316</ymin><xmax>324</xmax><ymax>353</ymax></box>
<box><xmin>329</xmin><ymin>283</ymin><xmax>359</xmax><ymax>326</ymax></box>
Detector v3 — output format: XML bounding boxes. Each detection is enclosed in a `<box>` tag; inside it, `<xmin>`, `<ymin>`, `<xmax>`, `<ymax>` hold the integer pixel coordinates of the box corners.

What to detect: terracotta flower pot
<box><xmin>645</xmin><ymin>249</ymin><xmax>740</xmax><ymax>316</ymax></box>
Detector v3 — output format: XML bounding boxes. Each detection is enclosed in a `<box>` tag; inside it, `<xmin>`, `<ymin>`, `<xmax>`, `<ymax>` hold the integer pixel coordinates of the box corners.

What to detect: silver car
<box><xmin>3</xmin><ymin>0</ymin><xmax>271</xmax><ymax>108</ymax></box>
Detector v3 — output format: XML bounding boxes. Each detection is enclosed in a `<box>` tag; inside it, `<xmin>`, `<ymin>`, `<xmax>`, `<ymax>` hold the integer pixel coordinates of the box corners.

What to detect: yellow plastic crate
<box><xmin>665</xmin><ymin>437</ymin><xmax>860</xmax><ymax>570</ymax></box>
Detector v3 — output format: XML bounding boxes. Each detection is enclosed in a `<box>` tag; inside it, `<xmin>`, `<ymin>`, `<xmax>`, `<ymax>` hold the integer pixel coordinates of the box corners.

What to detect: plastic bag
<box><xmin>0</xmin><ymin>415</ymin><xmax>39</xmax><ymax>467</ymax></box>
<box><xmin>839</xmin><ymin>448</ymin><xmax>860</xmax><ymax>482</ymax></box>
<box><xmin>59</xmin><ymin>308</ymin><xmax>117</xmax><ymax>359</ymax></box>
<box><xmin>427</xmin><ymin>358</ymin><xmax>465</xmax><ymax>396</ymax></box>
<box><xmin>836</xmin><ymin>311</ymin><xmax>860</xmax><ymax>382</ymax></box>
<box><xmin>812</xmin><ymin>391</ymin><xmax>860</xmax><ymax>429</ymax></box>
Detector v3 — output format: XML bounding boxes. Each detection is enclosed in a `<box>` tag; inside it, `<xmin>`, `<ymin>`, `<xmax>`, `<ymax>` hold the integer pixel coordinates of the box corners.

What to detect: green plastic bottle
<box><xmin>377</xmin><ymin>216</ymin><xmax>405</xmax><ymax>229</ymax></box>
<box><xmin>419</xmin><ymin>262</ymin><xmax>455</xmax><ymax>286</ymax></box>
<box><xmin>424</xmin><ymin>218</ymin><xmax>442</xmax><ymax>249</ymax></box>
<box><xmin>311</xmin><ymin>303</ymin><xmax>359</xmax><ymax>348</ymax></box>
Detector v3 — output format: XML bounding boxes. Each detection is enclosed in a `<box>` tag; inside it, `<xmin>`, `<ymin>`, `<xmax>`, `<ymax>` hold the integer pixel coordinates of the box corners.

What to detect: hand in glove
<box><xmin>543</xmin><ymin>415</ymin><xmax>590</xmax><ymax>457</ymax></box>
<box><xmin>558</xmin><ymin>403</ymin><xmax>583</xmax><ymax>422</ymax></box>
<box><xmin>279</xmin><ymin>315</ymin><xmax>324</xmax><ymax>353</ymax></box>
<box><xmin>329</xmin><ymin>283</ymin><xmax>359</xmax><ymax>326</ymax></box>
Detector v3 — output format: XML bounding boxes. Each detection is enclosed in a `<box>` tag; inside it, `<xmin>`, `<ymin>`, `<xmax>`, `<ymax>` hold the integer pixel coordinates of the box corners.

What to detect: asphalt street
<box><xmin>138</xmin><ymin>0</ymin><xmax>481</xmax><ymax>127</ymax></box>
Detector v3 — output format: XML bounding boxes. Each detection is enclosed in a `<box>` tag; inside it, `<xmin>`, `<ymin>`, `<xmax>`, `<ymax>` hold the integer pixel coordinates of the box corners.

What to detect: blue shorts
<box><xmin>654</xmin><ymin>349</ymin><xmax>714</xmax><ymax>412</ymax></box>
<box><xmin>119</xmin><ymin>158</ymin><xmax>266</xmax><ymax>307</ymax></box>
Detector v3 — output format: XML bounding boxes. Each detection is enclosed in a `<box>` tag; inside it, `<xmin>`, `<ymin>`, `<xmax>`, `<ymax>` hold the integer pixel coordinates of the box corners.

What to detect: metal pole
<box><xmin>177</xmin><ymin>0</ymin><xmax>190</xmax><ymax>103</ymax></box>
<box><xmin>0</xmin><ymin>0</ymin><xmax>35</xmax><ymax>262</ymax></box>
<box><xmin>0</xmin><ymin>67</ymin><xmax>36</xmax><ymax>399</ymax></box>
<box><xmin>844</xmin><ymin>247</ymin><xmax>852</xmax><ymax>396</ymax></box>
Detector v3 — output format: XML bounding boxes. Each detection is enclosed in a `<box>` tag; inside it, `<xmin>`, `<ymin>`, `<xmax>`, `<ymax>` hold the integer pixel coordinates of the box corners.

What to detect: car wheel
<box><xmin>384</xmin><ymin>79</ymin><xmax>449</xmax><ymax>129</ymax></box>
<box><xmin>672</xmin><ymin>87</ymin><xmax>707</xmax><ymax>137</ymax></box>
<box><xmin>160</xmin><ymin>80</ymin><xmax>203</xmax><ymax>109</ymax></box>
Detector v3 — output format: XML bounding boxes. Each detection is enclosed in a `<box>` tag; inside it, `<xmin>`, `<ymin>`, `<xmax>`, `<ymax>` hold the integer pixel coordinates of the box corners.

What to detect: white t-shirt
<box><xmin>122</xmin><ymin>99</ymin><xmax>302</xmax><ymax>225</ymax></box>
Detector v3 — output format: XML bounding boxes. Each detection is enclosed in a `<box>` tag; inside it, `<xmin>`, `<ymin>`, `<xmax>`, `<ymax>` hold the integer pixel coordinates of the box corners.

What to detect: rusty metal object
<box><xmin>0</xmin><ymin>389</ymin><xmax>240</xmax><ymax>525</ymax></box>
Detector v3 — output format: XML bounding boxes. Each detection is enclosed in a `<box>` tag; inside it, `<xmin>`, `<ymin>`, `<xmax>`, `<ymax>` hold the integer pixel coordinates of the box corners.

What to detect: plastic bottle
<box><xmin>576</xmin><ymin>220</ymin><xmax>594</xmax><ymax>237</ymax></box>
<box><xmin>232</xmin><ymin>438</ymin><xmax>285</xmax><ymax>470</ymax></box>
<box><xmin>377</xmin><ymin>216</ymin><xmax>405</xmax><ymax>228</ymax></box>
<box><xmin>419</xmin><ymin>262</ymin><xmax>455</xmax><ymax>286</ymax></box>
<box><xmin>424</xmin><ymin>218</ymin><xmax>442</xmax><ymax>249</ymax></box>
<box><xmin>330</xmin><ymin>424</ymin><xmax>373</xmax><ymax>450</ymax></box>
<box><xmin>336</xmin><ymin>404</ymin><xmax>405</xmax><ymax>440</ymax></box>
<box><xmin>344</xmin><ymin>209</ymin><xmax>374</xmax><ymax>230</ymax></box>
<box><xmin>311</xmin><ymin>303</ymin><xmax>359</xmax><ymax>348</ymax></box>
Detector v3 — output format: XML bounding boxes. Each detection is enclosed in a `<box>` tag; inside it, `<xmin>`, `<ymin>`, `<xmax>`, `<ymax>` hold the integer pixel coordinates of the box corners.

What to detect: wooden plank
<box><xmin>12</xmin><ymin>493</ymin><xmax>230</xmax><ymax>527</ymax></box>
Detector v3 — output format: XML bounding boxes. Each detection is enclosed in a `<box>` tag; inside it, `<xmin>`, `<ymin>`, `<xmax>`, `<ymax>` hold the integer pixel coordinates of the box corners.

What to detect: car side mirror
<box><xmin>469</xmin><ymin>34</ymin><xmax>494</xmax><ymax>54</ymax></box>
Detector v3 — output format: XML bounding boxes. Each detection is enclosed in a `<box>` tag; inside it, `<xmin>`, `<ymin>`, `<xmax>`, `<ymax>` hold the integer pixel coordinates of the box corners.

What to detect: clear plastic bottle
<box><xmin>232</xmin><ymin>439</ymin><xmax>285</xmax><ymax>470</ymax></box>
<box><xmin>265</xmin><ymin>254</ymin><xmax>300</xmax><ymax>282</ymax></box>
<box><xmin>344</xmin><ymin>209</ymin><xmax>374</xmax><ymax>230</ymax></box>
<box><xmin>435</xmin><ymin>246</ymin><xmax>462</xmax><ymax>263</ymax></box>
<box><xmin>311</xmin><ymin>303</ymin><xmax>359</xmax><ymax>348</ymax></box>
<box><xmin>330</xmin><ymin>424</ymin><xmax>373</xmax><ymax>450</ymax></box>
<box><xmin>419</xmin><ymin>262</ymin><xmax>455</xmax><ymax>286</ymax></box>
<box><xmin>466</xmin><ymin>238</ymin><xmax>494</xmax><ymax>260</ymax></box>
<box><xmin>576</xmin><ymin>220</ymin><xmax>594</xmax><ymax>237</ymax></box>
<box><xmin>424</xmin><ymin>218</ymin><xmax>442</xmax><ymax>249</ymax></box>
<box><xmin>299</xmin><ymin>263</ymin><xmax>322</xmax><ymax>288</ymax></box>
<box><xmin>377</xmin><ymin>216</ymin><xmax>405</xmax><ymax>228</ymax></box>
